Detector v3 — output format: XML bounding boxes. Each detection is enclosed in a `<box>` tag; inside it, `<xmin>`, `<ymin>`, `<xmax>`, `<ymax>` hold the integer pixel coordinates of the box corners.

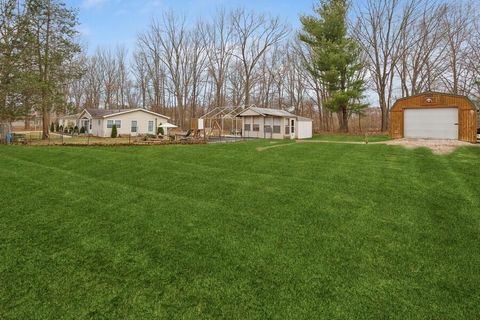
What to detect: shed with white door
<box><xmin>237</xmin><ymin>107</ymin><xmax>313</xmax><ymax>140</ymax></box>
<box><xmin>390</xmin><ymin>92</ymin><xmax>477</xmax><ymax>143</ymax></box>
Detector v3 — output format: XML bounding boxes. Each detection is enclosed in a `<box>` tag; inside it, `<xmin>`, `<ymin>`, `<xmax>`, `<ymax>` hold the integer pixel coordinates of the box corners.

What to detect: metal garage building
<box><xmin>390</xmin><ymin>92</ymin><xmax>477</xmax><ymax>143</ymax></box>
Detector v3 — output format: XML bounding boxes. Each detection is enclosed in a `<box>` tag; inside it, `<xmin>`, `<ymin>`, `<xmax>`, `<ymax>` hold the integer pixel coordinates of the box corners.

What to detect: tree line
<box><xmin>1</xmin><ymin>0</ymin><xmax>479</xmax><ymax>138</ymax></box>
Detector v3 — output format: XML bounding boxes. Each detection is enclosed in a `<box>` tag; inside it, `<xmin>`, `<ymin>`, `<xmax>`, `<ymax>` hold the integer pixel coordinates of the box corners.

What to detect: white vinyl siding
<box><xmin>99</xmin><ymin>111</ymin><xmax>168</xmax><ymax>137</ymax></box>
<box><xmin>297</xmin><ymin>120</ymin><xmax>313</xmax><ymax>139</ymax></box>
<box><xmin>241</xmin><ymin>115</ymin><xmax>312</xmax><ymax>139</ymax></box>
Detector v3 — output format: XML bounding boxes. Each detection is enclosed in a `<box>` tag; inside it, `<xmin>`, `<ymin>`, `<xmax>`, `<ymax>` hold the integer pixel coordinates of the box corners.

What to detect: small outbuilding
<box><xmin>390</xmin><ymin>92</ymin><xmax>477</xmax><ymax>143</ymax></box>
<box><xmin>237</xmin><ymin>107</ymin><xmax>313</xmax><ymax>140</ymax></box>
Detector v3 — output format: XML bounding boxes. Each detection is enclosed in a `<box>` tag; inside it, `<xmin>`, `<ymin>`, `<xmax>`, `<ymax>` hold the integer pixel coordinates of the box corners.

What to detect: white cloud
<box><xmin>82</xmin><ymin>0</ymin><xmax>108</xmax><ymax>9</ymax></box>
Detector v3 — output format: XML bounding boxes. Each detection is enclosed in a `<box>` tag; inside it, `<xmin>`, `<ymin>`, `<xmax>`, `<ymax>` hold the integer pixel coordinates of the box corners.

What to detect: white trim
<box><xmin>78</xmin><ymin>109</ymin><xmax>92</xmax><ymax>119</ymax></box>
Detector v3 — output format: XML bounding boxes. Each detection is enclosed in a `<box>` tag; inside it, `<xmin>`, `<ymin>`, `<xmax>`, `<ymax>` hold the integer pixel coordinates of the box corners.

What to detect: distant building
<box><xmin>78</xmin><ymin>108</ymin><xmax>170</xmax><ymax>137</ymax></box>
<box><xmin>237</xmin><ymin>107</ymin><xmax>313</xmax><ymax>139</ymax></box>
<box><xmin>10</xmin><ymin>111</ymin><xmax>42</xmax><ymax>131</ymax></box>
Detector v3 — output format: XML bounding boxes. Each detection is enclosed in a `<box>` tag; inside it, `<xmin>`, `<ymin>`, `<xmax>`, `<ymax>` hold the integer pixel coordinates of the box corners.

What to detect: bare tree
<box><xmin>83</xmin><ymin>54</ymin><xmax>103</xmax><ymax>109</ymax></box>
<box><xmin>155</xmin><ymin>11</ymin><xmax>189</xmax><ymax>126</ymax></box>
<box><xmin>231</xmin><ymin>8</ymin><xmax>289</xmax><ymax>106</ymax></box>
<box><xmin>440</xmin><ymin>2</ymin><xmax>475</xmax><ymax>96</ymax></box>
<box><xmin>355</xmin><ymin>0</ymin><xmax>419</xmax><ymax>131</ymax></box>
<box><xmin>115</xmin><ymin>46</ymin><xmax>129</xmax><ymax>107</ymax></box>
<box><xmin>186</xmin><ymin>25</ymin><xmax>207</xmax><ymax>119</ymax></box>
<box><xmin>200</xmin><ymin>9</ymin><xmax>234</xmax><ymax>109</ymax></box>
<box><xmin>396</xmin><ymin>3</ymin><xmax>448</xmax><ymax>96</ymax></box>
<box><xmin>468</xmin><ymin>14</ymin><xmax>480</xmax><ymax>100</ymax></box>
<box><xmin>96</xmin><ymin>47</ymin><xmax>118</xmax><ymax>109</ymax></box>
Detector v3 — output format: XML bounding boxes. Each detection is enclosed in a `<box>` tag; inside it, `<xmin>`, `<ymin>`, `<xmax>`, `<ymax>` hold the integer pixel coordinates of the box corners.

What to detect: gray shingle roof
<box><xmin>85</xmin><ymin>109</ymin><xmax>132</xmax><ymax>118</ymax></box>
<box><xmin>241</xmin><ymin>107</ymin><xmax>312</xmax><ymax>121</ymax></box>
<box><xmin>249</xmin><ymin>107</ymin><xmax>296</xmax><ymax>117</ymax></box>
<box><xmin>297</xmin><ymin>116</ymin><xmax>313</xmax><ymax>121</ymax></box>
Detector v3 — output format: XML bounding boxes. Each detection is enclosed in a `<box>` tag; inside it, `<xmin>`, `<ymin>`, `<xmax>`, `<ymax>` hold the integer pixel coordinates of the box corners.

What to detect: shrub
<box><xmin>50</xmin><ymin>122</ymin><xmax>55</xmax><ymax>132</ymax></box>
<box><xmin>111</xmin><ymin>124</ymin><xmax>118</xmax><ymax>138</ymax></box>
<box><xmin>55</xmin><ymin>123</ymin><xmax>59</xmax><ymax>132</ymax></box>
<box><xmin>157</xmin><ymin>125</ymin><xmax>164</xmax><ymax>136</ymax></box>
<box><xmin>80</xmin><ymin>126</ymin><xmax>85</xmax><ymax>134</ymax></box>
<box><xmin>59</xmin><ymin>125</ymin><xmax>63</xmax><ymax>132</ymax></box>
<box><xmin>73</xmin><ymin>126</ymin><xmax>79</xmax><ymax>134</ymax></box>
<box><xmin>143</xmin><ymin>134</ymin><xmax>156</xmax><ymax>141</ymax></box>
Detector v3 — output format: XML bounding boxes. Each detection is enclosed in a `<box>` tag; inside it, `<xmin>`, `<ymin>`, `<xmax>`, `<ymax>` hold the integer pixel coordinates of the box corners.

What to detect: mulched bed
<box><xmin>35</xmin><ymin>140</ymin><xmax>207</xmax><ymax>147</ymax></box>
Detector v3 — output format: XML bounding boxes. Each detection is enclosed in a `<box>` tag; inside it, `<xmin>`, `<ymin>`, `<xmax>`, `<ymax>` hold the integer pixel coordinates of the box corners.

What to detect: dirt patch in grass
<box><xmin>256</xmin><ymin>143</ymin><xmax>294</xmax><ymax>151</ymax></box>
<box><xmin>385</xmin><ymin>139</ymin><xmax>476</xmax><ymax>155</ymax></box>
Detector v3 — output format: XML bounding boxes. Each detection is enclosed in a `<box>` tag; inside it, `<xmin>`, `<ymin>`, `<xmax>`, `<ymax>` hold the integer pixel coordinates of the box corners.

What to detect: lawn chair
<box><xmin>175</xmin><ymin>129</ymin><xmax>193</xmax><ymax>141</ymax></box>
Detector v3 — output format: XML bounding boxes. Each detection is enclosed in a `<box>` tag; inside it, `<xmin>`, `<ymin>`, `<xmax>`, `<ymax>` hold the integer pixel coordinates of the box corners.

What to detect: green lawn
<box><xmin>1</xmin><ymin>141</ymin><xmax>479</xmax><ymax>319</ymax></box>
<box><xmin>311</xmin><ymin>134</ymin><xmax>390</xmax><ymax>142</ymax></box>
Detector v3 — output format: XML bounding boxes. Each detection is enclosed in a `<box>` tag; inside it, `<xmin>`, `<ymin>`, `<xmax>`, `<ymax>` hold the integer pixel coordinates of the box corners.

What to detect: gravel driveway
<box><xmin>384</xmin><ymin>139</ymin><xmax>477</xmax><ymax>155</ymax></box>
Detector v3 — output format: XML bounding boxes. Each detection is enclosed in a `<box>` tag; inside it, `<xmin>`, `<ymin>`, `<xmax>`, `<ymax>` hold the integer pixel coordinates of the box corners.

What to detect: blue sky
<box><xmin>67</xmin><ymin>0</ymin><xmax>317</xmax><ymax>53</ymax></box>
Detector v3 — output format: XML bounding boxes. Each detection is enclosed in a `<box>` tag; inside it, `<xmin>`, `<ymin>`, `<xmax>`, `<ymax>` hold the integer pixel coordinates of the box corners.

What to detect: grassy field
<box><xmin>0</xmin><ymin>141</ymin><xmax>479</xmax><ymax>319</ymax></box>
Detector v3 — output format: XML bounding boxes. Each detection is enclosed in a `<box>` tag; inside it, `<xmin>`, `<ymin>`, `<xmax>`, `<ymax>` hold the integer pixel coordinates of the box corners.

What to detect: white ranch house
<box><xmin>238</xmin><ymin>107</ymin><xmax>313</xmax><ymax>140</ymax></box>
<box><xmin>78</xmin><ymin>109</ymin><xmax>171</xmax><ymax>137</ymax></box>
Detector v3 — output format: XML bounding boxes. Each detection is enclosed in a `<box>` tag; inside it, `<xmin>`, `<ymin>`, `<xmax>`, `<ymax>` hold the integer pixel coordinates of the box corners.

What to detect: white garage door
<box><xmin>404</xmin><ymin>108</ymin><xmax>458</xmax><ymax>139</ymax></box>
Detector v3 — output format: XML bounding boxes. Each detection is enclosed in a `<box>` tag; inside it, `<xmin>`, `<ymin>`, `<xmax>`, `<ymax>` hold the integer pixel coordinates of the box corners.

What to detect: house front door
<box><xmin>81</xmin><ymin>119</ymin><xmax>90</xmax><ymax>134</ymax></box>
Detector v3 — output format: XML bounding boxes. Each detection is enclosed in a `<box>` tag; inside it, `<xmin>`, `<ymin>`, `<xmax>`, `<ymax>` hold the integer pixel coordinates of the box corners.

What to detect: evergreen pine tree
<box><xmin>300</xmin><ymin>0</ymin><xmax>367</xmax><ymax>132</ymax></box>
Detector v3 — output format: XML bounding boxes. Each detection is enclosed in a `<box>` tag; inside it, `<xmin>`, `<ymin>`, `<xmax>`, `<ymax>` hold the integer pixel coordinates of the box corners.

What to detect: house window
<box><xmin>264</xmin><ymin>125</ymin><xmax>272</xmax><ymax>132</ymax></box>
<box><xmin>291</xmin><ymin>120</ymin><xmax>295</xmax><ymax>133</ymax></box>
<box><xmin>244</xmin><ymin>124</ymin><xmax>251</xmax><ymax>131</ymax></box>
<box><xmin>148</xmin><ymin>121</ymin><xmax>154</xmax><ymax>132</ymax></box>
<box><xmin>131</xmin><ymin>121</ymin><xmax>138</xmax><ymax>133</ymax></box>
<box><xmin>253</xmin><ymin>124</ymin><xmax>260</xmax><ymax>132</ymax></box>
<box><xmin>108</xmin><ymin>120</ymin><xmax>121</xmax><ymax>128</ymax></box>
<box><xmin>273</xmin><ymin>125</ymin><xmax>281</xmax><ymax>134</ymax></box>
<box><xmin>285</xmin><ymin>126</ymin><xmax>290</xmax><ymax>134</ymax></box>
